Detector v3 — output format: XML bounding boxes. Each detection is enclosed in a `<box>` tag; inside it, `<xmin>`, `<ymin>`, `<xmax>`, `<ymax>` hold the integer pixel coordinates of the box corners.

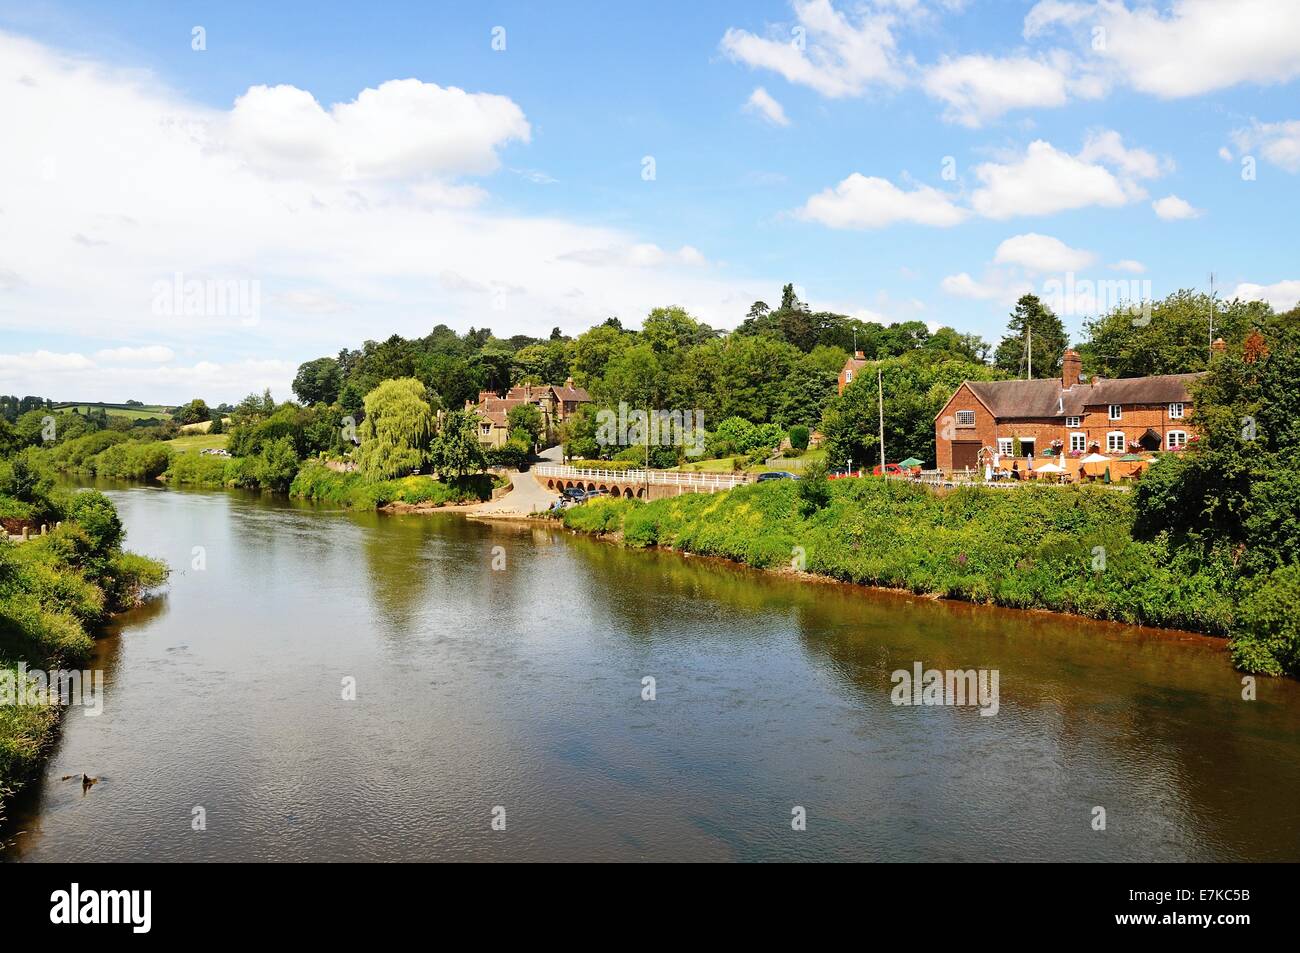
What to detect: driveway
<box><xmin>468</xmin><ymin>448</ymin><xmax>561</xmax><ymax>518</ymax></box>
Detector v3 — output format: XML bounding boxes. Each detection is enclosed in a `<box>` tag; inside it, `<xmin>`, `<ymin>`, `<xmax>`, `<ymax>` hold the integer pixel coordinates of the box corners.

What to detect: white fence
<box><xmin>534</xmin><ymin>464</ymin><xmax>750</xmax><ymax>493</ymax></box>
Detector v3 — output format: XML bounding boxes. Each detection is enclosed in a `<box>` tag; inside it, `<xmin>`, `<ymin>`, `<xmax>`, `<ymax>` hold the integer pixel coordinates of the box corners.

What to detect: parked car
<box><xmin>872</xmin><ymin>463</ymin><xmax>907</xmax><ymax>476</ymax></box>
<box><xmin>756</xmin><ymin>471</ymin><xmax>798</xmax><ymax>482</ymax></box>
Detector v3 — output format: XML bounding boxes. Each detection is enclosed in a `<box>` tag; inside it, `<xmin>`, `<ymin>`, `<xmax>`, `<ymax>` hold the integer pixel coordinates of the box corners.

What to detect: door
<box><xmin>951</xmin><ymin>441</ymin><xmax>980</xmax><ymax>470</ymax></box>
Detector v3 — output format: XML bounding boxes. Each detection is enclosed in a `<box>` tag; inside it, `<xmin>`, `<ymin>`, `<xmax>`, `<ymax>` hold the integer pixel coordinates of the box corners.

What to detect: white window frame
<box><xmin>997</xmin><ymin>437</ymin><xmax>1014</xmax><ymax>457</ymax></box>
<box><xmin>1069</xmin><ymin>432</ymin><xmax>1087</xmax><ymax>453</ymax></box>
<box><xmin>1065</xmin><ymin>416</ymin><xmax>1081</xmax><ymax>428</ymax></box>
<box><xmin>845</xmin><ymin>370</ymin><xmax>853</xmax><ymax>383</ymax></box>
<box><xmin>1108</xmin><ymin>404</ymin><xmax>1122</xmax><ymax>421</ymax></box>
<box><xmin>480</xmin><ymin>423</ymin><xmax>492</xmax><ymax>436</ymax></box>
<box><xmin>1106</xmin><ymin>431</ymin><xmax>1126</xmax><ymax>453</ymax></box>
<box><xmin>955</xmin><ymin>410</ymin><xmax>975</xmax><ymax>426</ymax></box>
<box><xmin>1168</xmin><ymin>402</ymin><xmax>1184</xmax><ymax>420</ymax></box>
<box><xmin>1167</xmin><ymin>430</ymin><xmax>1187</xmax><ymax>449</ymax></box>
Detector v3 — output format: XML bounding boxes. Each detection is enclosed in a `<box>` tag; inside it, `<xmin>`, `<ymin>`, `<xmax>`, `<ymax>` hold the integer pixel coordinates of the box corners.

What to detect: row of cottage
<box><xmin>841</xmin><ymin>341</ymin><xmax>1231</xmax><ymax>472</ymax></box>
<box><xmin>465</xmin><ymin>377</ymin><xmax>592</xmax><ymax>449</ymax></box>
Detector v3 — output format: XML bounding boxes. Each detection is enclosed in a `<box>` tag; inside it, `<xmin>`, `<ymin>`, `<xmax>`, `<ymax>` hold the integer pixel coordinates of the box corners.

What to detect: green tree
<box><xmin>255</xmin><ymin>436</ymin><xmax>301</xmax><ymax>492</ymax></box>
<box><xmin>292</xmin><ymin>357</ymin><xmax>343</xmax><ymax>406</ymax></box>
<box><xmin>994</xmin><ymin>294</ymin><xmax>1068</xmax><ymax>379</ymax></box>
<box><xmin>174</xmin><ymin>398</ymin><xmax>212</xmax><ymax>426</ymax></box>
<box><xmin>428</xmin><ymin>409</ymin><xmax>486</xmax><ymax>479</ymax></box>
<box><xmin>356</xmin><ymin>378</ymin><xmax>436</xmax><ymax>481</ymax></box>
<box><xmin>506</xmin><ymin>403</ymin><xmax>544</xmax><ymax>448</ymax></box>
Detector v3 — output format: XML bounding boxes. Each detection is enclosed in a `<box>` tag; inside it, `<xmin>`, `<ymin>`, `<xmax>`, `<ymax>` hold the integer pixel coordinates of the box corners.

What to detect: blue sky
<box><xmin>1</xmin><ymin>0</ymin><xmax>1298</xmax><ymax>402</ymax></box>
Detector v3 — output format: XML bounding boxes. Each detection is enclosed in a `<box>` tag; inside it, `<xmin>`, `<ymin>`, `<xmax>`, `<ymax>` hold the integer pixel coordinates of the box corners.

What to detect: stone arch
<box><xmin>623</xmin><ymin>487</ymin><xmax>634</xmax><ymax>499</ymax></box>
<box><xmin>546</xmin><ymin>479</ymin><xmax>556</xmax><ymax>489</ymax></box>
<box><xmin>587</xmin><ymin>482</ymin><xmax>596</xmax><ymax>491</ymax></box>
<box><xmin>636</xmin><ymin>487</ymin><xmax>647</xmax><ymax>499</ymax></box>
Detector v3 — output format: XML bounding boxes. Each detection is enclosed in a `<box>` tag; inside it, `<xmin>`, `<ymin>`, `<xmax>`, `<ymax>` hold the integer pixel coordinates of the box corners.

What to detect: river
<box><xmin>4</xmin><ymin>483</ymin><xmax>1299</xmax><ymax>861</ymax></box>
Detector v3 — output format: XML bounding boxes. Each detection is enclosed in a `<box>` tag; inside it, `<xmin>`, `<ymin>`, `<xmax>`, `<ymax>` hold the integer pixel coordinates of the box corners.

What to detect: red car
<box><xmin>872</xmin><ymin>463</ymin><xmax>907</xmax><ymax>476</ymax></box>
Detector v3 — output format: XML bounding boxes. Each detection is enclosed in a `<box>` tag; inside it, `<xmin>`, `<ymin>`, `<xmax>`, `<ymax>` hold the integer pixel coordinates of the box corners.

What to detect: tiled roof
<box><xmin>553</xmin><ymin>384</ymin><xmax>591</xmax><ymax>402</ymax></box>
<box><xmin>963</xmin><ymin>373</ymin><xmax>1201</xmax><ymax>420</ymax></box>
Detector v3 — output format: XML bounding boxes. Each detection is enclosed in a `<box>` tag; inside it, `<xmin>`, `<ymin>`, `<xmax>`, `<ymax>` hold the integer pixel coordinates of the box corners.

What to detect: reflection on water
<box><xmin>4</xmin><ymin>482</ymin><xmax>1299</xmax><ymax>861</ymax></box>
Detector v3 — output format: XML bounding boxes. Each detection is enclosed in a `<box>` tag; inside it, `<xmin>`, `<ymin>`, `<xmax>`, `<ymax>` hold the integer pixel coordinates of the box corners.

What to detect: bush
<box><xmin>1231</xmin><ymin>565</ymin><xmax>1300</xmax><ymax>676</ymax></box>
<box><xmin>789</xmin><ymin>425</ymin><xmax>810</xmax><ymax>451</ymax></box>
<box><xmin>288</xmin><ymin>460</ymin><xmax>495</xmax><ymax>508</ymax></box>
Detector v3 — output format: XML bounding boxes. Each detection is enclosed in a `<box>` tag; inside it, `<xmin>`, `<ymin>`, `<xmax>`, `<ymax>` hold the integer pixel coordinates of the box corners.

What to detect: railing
<box><xmin>534</xmin><ymin>464</ymin><xmax>750</xmax><ymax>492</ymax></box>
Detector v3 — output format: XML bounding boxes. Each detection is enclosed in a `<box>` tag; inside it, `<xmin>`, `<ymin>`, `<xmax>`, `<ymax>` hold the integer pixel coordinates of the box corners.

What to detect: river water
<box><xmin>4</xmin><ymin>483</ymin><xmax>1299</xmax><ymax>861</ymax></box>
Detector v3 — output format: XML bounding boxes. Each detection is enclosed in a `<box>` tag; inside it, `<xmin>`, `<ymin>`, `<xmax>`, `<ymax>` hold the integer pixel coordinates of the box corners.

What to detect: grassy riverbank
<box><xmin>0</xmin><ymin>481</ymin><xmax>167</xmax><ymax>820</ymax></box>
<box><xmin>288</xmin><ymin>460</ymin><xmax>499</xmax><ymax>509</ymax></box>
<box><xmin>558</xmin><ymin>478</ymin><xmax>1291</xmax><ymax>668</ymax></box>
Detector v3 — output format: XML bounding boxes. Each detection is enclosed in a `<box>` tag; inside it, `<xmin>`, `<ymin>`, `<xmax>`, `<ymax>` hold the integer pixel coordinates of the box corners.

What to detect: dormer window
<box><xmin>1065</xmin><ymin>416</ymin><xmax>1081</xmax><ymax>428</ymax></box>
<box><xmin>1109</xmin><ymin>404</ymin><xmax>1122</xmax><ymax>421</ymax></box>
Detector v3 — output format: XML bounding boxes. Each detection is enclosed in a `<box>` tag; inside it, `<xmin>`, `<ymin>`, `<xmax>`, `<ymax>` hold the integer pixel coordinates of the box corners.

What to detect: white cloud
<box><xmin>940</xmin><ymin>271</ymin><xmax>1032</xmax><ymax>304</ymax></box>
<box><xmin>797</xmin><ymin>173</ymin><xmax>967</xmax><ymax>228</ymax></box>
<box><xmin>719</xmin><ymin>0</ymin><xmax>906</xmax><ymax>98</ymax></box>
<box><xmin>0</xmin><ymin>30</ymin><xmax>772</xmax><ymax>403</ymax></box>
<box><xmin>95</xmin><ymin>345</ymin><xmax>175</xmax><ymax>363</ymax></box>
<box><xmin>743</xmin><ymin>86</ymin><xmax>791</xmax><ymax>126</ymax></box>
<box><xmin>1231</xmin><ymin>119</ymin><xmax>1300</xmax><ymax>173</ymax></box>
<box><xmin>922</xmin><ymin>53</ymin><xmax>1073</xmax><ymax>127</ymax></box>
<box><xmin>993</xmin><ymin>233</ymin><xmax>1095</xmax><ymax>273</ymax></box>
<box><xmin>1025</xmin><ymin>0</ymin><xmax>1300</xmax><ymax>99</ymax></box>
<box><xmin>1109</xmin><ymin>259</ymin><xmax>1146</xmax><ymax>274</ymax></box>
<box><xmin>1077</xmin><ymin>128</ymin><xmax>1168</xmax><ymax>180</ymax></box>
<box><xmin>225</xmin><ymin>79</ymin><xmax>530</xmax><ymax>182</ymax></box>
<box><xmin>1231</xmin><ymin>279</ymin><xmax>1300</xmax><ymax>313</ymax></box>
<box><xmin>0</xmin><ymin>350</ymin><xmax>96</xmax><ymax>372</ymax></box>
<box><xmin>971</xmin><ymin>140</ymin><xmax>1130</xmax><ymax>219</ymax></box>
<box><xmin>1152</xmin><ymin>194</ymin><xmax>1202</xmax><ymax>220</ymax></box>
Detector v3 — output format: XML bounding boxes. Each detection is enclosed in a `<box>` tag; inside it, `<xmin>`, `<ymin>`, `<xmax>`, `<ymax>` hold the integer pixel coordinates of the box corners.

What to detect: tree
<box><xmin>797</xmin><ymin>459</ymin><xmax>831</xmax><ymax>516</ymax></box>
<box><xmin>506</xmin><ymin>404</ymin><xmax>543</xmax><ymax>448</ymax></box>
<box><xmin>820</xmin><ymin>379</ymin><xmax>879</xmax><ymax>469</ymax></box>
<box><xmin>174</xmin><ymin>398</ymin><xmax>212</xmax><ymax>426</ymax></box>
<box><xmin>254</xmin><ymin>436</ymin><xmax>300</xmax><ymax>492</ymax></box>
<box><xmin>356</xmin><ymin>378</ymin><xmax>436</xmax><ymax>481</ymax></box>
<box><xmin>292</xmin><ymin>357</ymin><xmax>342</xmax><ymax>406</ymax></box>
<box><xmin>993</xmin><ymin>294</ymin><xmax>1068</xmax><ymax>379</ymax></box>
<box><xmin>428</xmin><ymin>409</ymin><xmax>486</xmax><ymax>479</ymax></box>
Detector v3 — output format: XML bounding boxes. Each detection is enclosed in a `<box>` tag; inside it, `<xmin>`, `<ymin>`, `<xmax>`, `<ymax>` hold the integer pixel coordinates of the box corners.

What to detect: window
<box><xmin>480</xmin><ymin>423</ymin><xmax>492</xmax><ymax>436</ymax></box>
<box><xmin>1167</xmin><ymin>430</ymin><xmax>1187</xmax><ymax>449</ymax></box>
<box><xmin>1169</xmin><ymin>402</ymin><xmax>1184</xmax><ymax>419</ymax></box>
<box><xmin>997</xmin><ymin>438</ymin><xmax>1014</xmax><ymax>456</ymax></box>
<box><xmin>1070</xmin><ymin>432</ymin><xmax>1087</xmax><ymax>453</ymax></box>
<box><xmin>845</xmin><ymin>370</ymin><xmax>853</xmax><ymax>383</ymax></box>
<box><xmin>1109</xmin><ymin>404</ymin><xmax>1122</xmax><ymax>421</ymax></box>
<box><xmin>1065</xmin><ymin>416</ymin><xmax>1081</xmax><ymax>428</ymax></box>
<box><xmin>1019</xmin><ymin>438</ymin><xmax>1036</xmax><ymax>457</ymax></box>
<box><xmin>955</xmin><ymin>410</ymin><xmax>975</xmax><ymax>426</ymax></box>
<box><xmin>1106</xmin><ymin>431</ymin><xmax>1126</xmax><ymax>453</ymax></box>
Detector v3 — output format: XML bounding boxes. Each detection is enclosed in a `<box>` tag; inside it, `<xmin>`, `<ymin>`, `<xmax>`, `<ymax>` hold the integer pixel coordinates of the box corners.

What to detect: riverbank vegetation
<box><xmin>288</xmin><ymin>461</ymin><xmax>499</xmax><ymax>509</ymax></box>
<box><xmin>0</xmin><ymin>455</ymin><xmax>167</xmax><ymax>819</ymax></box>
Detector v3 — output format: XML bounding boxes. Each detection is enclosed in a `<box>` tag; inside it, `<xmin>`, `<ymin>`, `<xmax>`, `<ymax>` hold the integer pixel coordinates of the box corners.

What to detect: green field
<box><xmin>683</xmin><ymin>447</ymin><xmax>827</xmax><ymax>474</ymax></box>
<box><xmin>166</xmin><ymin>433</ymin><xmax>229</xmax><ymax>453</ymax></box>
<box><xmin>54</xmin><ymin>402</ymin><xmax>172</xmax><ymax>420</ymax></box>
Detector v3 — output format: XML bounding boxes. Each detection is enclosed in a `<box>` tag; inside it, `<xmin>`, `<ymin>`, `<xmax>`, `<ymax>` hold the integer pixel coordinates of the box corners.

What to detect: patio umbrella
<box><xmin>1118</xmin><ymin>453</ymin><xmax>1145</xmax><ymax>462</ymax></box>
<box><xmin>1079</xmin><ymin>452</ymin><xmax>1110</xmax><ymax>464</ymax></box>
<box><xmin>1036</xmin><ymin>461</ymin><xmax>1066</xmax><ymax>473</ymax></box>
<box><xmin>899</xmin><ymin>457</ymin><xmax>924</xmax><ymax>468</ymax></box>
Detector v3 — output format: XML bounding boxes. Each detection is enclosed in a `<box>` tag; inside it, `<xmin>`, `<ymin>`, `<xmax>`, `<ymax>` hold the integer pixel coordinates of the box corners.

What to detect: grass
<box><xmin>563</xmin><ymin>476</ymin><xmax>1239</xmax><ymax>638</ymax></box>
<box><xmin>53</xmin><ymin>403</ymin><xmax>172</xmax><ymax>420</ymax></box>
<box><xmin>167</xmin><ymin>433</ymin><xmax>229</xmax><ymax>454</ymax></box>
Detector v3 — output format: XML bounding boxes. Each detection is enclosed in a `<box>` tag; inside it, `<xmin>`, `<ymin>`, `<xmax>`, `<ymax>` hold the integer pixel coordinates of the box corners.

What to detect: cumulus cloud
<box><xmin>922</xmin><ymin>53</ymin><xmax>1076</xmax><ymax>127</ymax></box>
<box><xmin>1109</xmin><ymin>259</ymin><xmax>1146</xmax><ymax>274</ymax></box>
<box><xmin>993</xmin><ymin>233</ymin><xmax>1095</xmax><ymax>273</ymax></box>
<box><xmin>939</xmin><ymin>271</ymin><xmax>1032</xmax><ymax>304</ymax></box>
<box><xmin>1025</xmin><ymin>0</ymin><xmax>1300</xmax><ymax>99</ymax></box>
<box><xmin>94</xmin><ymin>345</ymin><xmax>175</xmax><ymax>363</ymax></box>
<box><xmin>743</xmin><ymin>87</ymin><xmax>791</xmax><ymax>126</ymax></box>
<box><xmin>970</xmin><ymin>133</ymin><xmax>1162</xmax><ymax>219</ymax></box>
<box><xmin>1231</xmin><ymin>279</ymin><xmax>1300</xmax><ymax>313</ymax></box>
<box><xmin>797</xmin><ymin>173</ymin><xmax>967</xmax><ymax>228</ymax></box>
<box><xmin>1230</xmin><ymin>119</ymin><xmax>1300</xmax><ymax>173</ymax></box>
<box><xmin>719</xmin><ymin>0</ymin><xmax>906</xmax><ymax>98</ymax></box>
<box><xmin>1152</xmin><ymin>194</ymin><xmax>1202</xmax><ymax>220</ymax></box>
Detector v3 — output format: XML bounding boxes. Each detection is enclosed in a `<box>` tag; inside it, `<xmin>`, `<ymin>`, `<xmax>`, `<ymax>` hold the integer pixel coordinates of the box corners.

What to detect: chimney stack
<box><xmin>854</xmin><ymin>350</ymin><xmax>865</xmax><ymax>360</ymax></box>
<box><xmin>1211</xmin><ymin>337</ymin><xmax>1227</xmax><ymax>359</ymax></box>
<box><xmin>1061</xmin><ymin>348</ymin><xmax>1082</xmax><ymax>388</ymax></box>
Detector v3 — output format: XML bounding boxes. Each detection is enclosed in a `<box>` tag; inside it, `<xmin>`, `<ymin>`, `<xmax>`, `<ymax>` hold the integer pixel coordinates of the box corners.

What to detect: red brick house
<box><xmin>933</xmin><ymin>348</ymin><xmax>1202</xmax><ymax>472</ymax></box>
<box><xmin>466</xmin><ymin>378</ymin><xmax>592</xmax><ymax>449</ymax></box>
<box><xmin>838</xmin><ymin>351</ymin><xmax>869</xmax><ymax>395</ymax></box>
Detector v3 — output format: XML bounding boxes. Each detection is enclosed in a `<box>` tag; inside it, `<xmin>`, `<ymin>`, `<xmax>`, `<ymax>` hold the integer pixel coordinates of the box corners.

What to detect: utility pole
<box><xmin>1026</xmin><ymin>320</ymin><xmax>1033</xmax><ymax>380</ymax></box>
<box><xmin>877</xmin><ymin>366</ymin><xmax>886</xmax><ymax>471</ymax></box>
<box><xmin>1208</xmin><ymin>272</ymin><xmax>1216</xmax><ymax>359</ymax></box>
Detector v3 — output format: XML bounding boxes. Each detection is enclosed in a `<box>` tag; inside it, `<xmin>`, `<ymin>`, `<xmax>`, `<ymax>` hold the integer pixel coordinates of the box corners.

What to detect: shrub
<box><xmin>1231</xmin><ymin>565</ymin><xmax>1300</xmax><ymax>676</ymax></box>
<box><xmin>789</xmin><ymin>425</ymin><xmax>811</xmax><ymax>451</ymax></box>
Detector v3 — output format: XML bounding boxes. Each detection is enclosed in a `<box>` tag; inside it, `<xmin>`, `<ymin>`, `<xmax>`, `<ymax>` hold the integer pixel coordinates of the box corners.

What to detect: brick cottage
<box><xmin>932</xmin><ymin>347</ymin><xmax>1210</xmax><ymax>472</ymax></box>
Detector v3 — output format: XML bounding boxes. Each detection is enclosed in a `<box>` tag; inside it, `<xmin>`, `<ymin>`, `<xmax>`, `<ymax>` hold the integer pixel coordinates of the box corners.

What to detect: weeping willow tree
<box><xmin>356</xmin><ymin>378</ymin><xmax>436</xmax><ymax>481</ymax></box>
